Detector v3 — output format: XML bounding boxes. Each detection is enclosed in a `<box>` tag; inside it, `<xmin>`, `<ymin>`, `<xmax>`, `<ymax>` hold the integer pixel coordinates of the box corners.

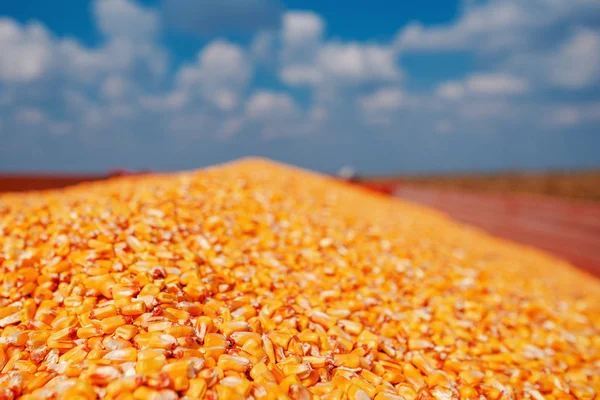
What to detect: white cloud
<box><xmin>94</xmin><ymin>0</ymin><xmax>159</xmax><ymax>41</ymax></box>
<box><xmin>57</xmin><ymin>39</ymin><xmax>117</xmax><ymax>82</ymax></box>
<box><xmin>280</xmin><ymin>66</ymin><xmax>322</xmax><ymax>85</ymax></box>
<box><xmin>459</xmin><ymin>101</ymin><xmax>511</xmax><ymax>120</ymax></box>
<box><xmin>434</xmin><ymin>120</ymin><xmax>453</xmax><ymax>134</ymax></box>
<box><xmin>63</xmin><ymin>89</ymin><xmax>92</xmax><ymax>113</ymax></box>
<box><xmin>549</xmin><ymin>103</ymin><xmax>600</xmax><ymax>127</ymax></box>
<box><xmin>59</xmin><ymin>36</ymin><xmax>167</xmax><ymax>81</ymax></box>
<box><xmin>57</xmin><ymin>0</ymin><xmax>167</xmax><ymax>83</ymax></box>
<box><xmin>309</xmin><ymin>106</ymin><xmax>327</xmax><ymax>122</ymax></box>
<box><xmin>108</xmin><ymin>103</ymin><xmax>136</xmax><ymax>119</ymax></box>
<box><xmin>317</xmin><ymin>43</ymin><xmax>400</xmax><ymax>84</ymax></box>
<box><xmin>547</xmin><ymin>29</ymin><xmax>600</xmax><ymax>89</ymax></box>
<box><xmin>0</xmin><ymin>0</ymin><xmax>166</xmax><ymax>87</ymax></box>
<box><xmin>358</xmin><ymin>87</ymin><xmax>405</xmax><ymax>126</ymax></box>
<box><xmin>437</xmin><ymin>73</ymin><xmax>528</xmax><ymax>101</ymax></box>
<box><xmin>177</xmin><ymin>40</ymin><xmax>252</xmax><ymax>111</ymax></box>
<box><xmin>83</xmin><ymin>107</ymin><xmax>108</xmax><ymax>129</ymax></box>
<box><xmin>436</xmin><ymin>81</ymin><xmax>465</xmax><ymax>100</ymax></box>
<box><xmin>15</xmin><ymin>108</ymin><xmax>45</xmax><ymax>125</ymax></box>
<box><xmin>101</xmin><ymin>75</ymin><xmax>130</xmax><ymax>98</ymax></box>
<box><xmin>281</xmin><ymin>42</ymin><xmax>401</xmax><ymax>87</ymax></box>
<box><xmin>49</xmin><ymin>121</ymin><xmax>72</xmax><ymax>136</ymax></box>
<box><xmin>552</xmin><ymin>107</ymin><xmax>582</xmax><ymax>126</ymax></box>
<box><xmin>396</xmin><ymin>0</ymin><xmax>600</xmax><ymax>95</ymax></box>
<box><xmin>466</xmin><ymin>73</ymin><xmax>529</xmax><ymax>95</ymax></box>
<box><xmin>140</xmin><ymin>90</ymin><xmax>189</xmax><ymax>111</ymax></box>
<box><xmin>280</xmin><ymin>11</ymin><xmax>400</xmax><ymax>89</ymax></box>
<box><xmin>395</xmin><ymin>1</ymin><xmax>533</xmax><ymax>52</ymax></box>
<box><xmin>192</xmin><ymin>40</ymin><xmax>250</xmax><ymax>82</ymax></box>
<box><xmin>217</xmin><ymin>117</ymin><xmax>244</xmax><ymax>139</ymax></box>
<box><xmin>282</xmin><ymin>11</ymin><xmax>325</xmax><ymax>44</ymax></box>
<box><xmin>1</xmin><ymin>0</ymin><xmax>599</xmax><ymax>170</ymax></box>
<box><xmin>245</xmin><ymin>91</ymin><xmax>299</xmax><ymax>120</ymax></box>
<box><xmin>393</xmin><ymin>0</ymin><xmax>600</xmax><ymax>54</ymax></box>
<box><xmin>250</xmin><ymin>31</ymin><xmax>276</xmax><ymax>62</ymax></box>
<box><xmin>0</xmin><ymin>19</ymin><xmax>52</xmax><ymax>82</ymax></box>
<box><xmin>163</xmin><ymin>0</ymin><xmax>283</xmax><ymax>36</ymax></box>
<box><xmin>360</xmin><ymin>88</ymin><xmax>404</xmax><ymax>113</ymax></box>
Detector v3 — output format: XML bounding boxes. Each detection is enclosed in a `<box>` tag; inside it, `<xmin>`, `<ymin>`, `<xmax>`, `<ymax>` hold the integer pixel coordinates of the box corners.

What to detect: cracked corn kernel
<box><xmin>0</xmin><ymin>158</ymin><xmax>599</xmax><ymax>399</ymax></box>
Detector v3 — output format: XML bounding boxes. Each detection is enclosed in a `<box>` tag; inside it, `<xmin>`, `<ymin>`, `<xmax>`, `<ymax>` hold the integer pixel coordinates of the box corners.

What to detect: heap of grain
<box><xmin>0</xmin><ymin>159</ymin><xmax>598</xmax><ymax>399</ymax></box>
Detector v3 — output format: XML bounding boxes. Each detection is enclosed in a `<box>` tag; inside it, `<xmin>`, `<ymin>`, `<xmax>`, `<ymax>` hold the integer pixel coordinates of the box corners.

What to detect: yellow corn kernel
<box><xmin>90</xmin><ymin>304</ymin><xmax>118</xmax><ymax>320</ymax></box>
<box><xmin>218</xmin><ymin>354</ymin><xmax>252</xmax><ymax>373</ymax></box>
<box><xmin>250</xmin><ymin>362</ymin><xmax>277</xmax><ymax>384</ymax></box>
<box><xmin>106</xmin><ymin>377</ymin><xmax>139</xmax><ymax>398</ymax></box>
<box><xmin>147</xmin><ymin>333</ymin><xmax>177</xmax><ymax>349</ymax></box>
<box><xmin>105</xmin><ymin>347</ymin><xmax>137</xmax><ymax>362</ymax></box>
<box><xmin>85</xmin><ymin>275</ymin><xmax>116</xmax><ymax>299</ymax></box>
<box><xmin>165</xmin><ymin>325</ymin><xmax>194</xmax><ymax>337</ymax></box>
<box><xmin>59</xmin><ymin>345</ymin><xmax>89</xmax><ymax>364</ymax></box>
<box><xmin>77</xmin><ymin>325</ymin><xmax>103</xmax><ymax>339</ymax></box>
<box><xmin>220</xmin><ymin>376</ymin><xmax>252</xmax><ymax>396</ymax></box>
<box><xmin>204</xmin><ymin>333</ymin><xmax>229</xmax><ymax>348</ymax></box>
<box><xmin>186</xmin><ymin>378</ymin><xmax>208</xmax><ymax>398</ymax></box>
<box><xmin>220</xmin><ymin>320</ymin><xmax>251</xmax><ymax>336</ymax></box>
<box><xmin>280</xmin><ymin>374</ymin><xmax>302</xmax><ymax>393</ymax></box>
<box><xmin>333</xmin><ymin>354</ymin><xmax>361</xmax><ymax>369</ymax></box>
<box><xmin>135</xmin><ymin>359</ymin><xmax>166</xmax><ymax>375</ymax></box>
<box><xmin>137</xmin><ymin>349</ymin><xmax>167</xmax><ymax>361</ymax></box>
<box><xmin>1</xmin><ymin>159</ymin><xmax>599</xmax><ymax>400</ymax></box>
<box><xmin>100</xmin><ymin>315</ymin><xmax>127</xmax><ymax>334</ymax></box>
<box><xmin>121</xmin><ymin>301</ymin><xmax>147</xmax><ymax>316</ymax></box>
<box><xmin>115</xmin><ymin>325</ymin><xmax>138</xmax><ymax>341</ymax></box>
<box><xmin>112</xmin><ymin>284</ymin><xmax>140</xmax><ymax>300</ymax></box>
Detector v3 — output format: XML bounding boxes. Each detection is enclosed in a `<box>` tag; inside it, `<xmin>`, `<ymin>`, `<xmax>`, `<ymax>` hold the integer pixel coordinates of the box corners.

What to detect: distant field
<box><xmin>2</xmin><ymin>170</ymin><xmax>600</xmax><ymax>203</ymax></box>
<box><xmin>360</xmin><ymin>170</ymin><xmax>600</xmax><ymax>203</ymax></box>
<box><xmin>0</xmin><ymin>174</ymin><xmax>105</xmax><ymax>193</ymax></box>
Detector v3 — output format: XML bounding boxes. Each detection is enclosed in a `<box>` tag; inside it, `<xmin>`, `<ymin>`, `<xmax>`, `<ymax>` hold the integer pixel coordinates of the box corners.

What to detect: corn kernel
<box><xmin>0</xmin><ymin>159</ymin><xmax>598</xmax><ymax>399</ymax></box>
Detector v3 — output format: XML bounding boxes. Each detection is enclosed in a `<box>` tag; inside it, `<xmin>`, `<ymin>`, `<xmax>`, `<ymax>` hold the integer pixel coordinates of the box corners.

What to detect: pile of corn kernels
<box><xmin>0</xmin><ymin>158</ymin><xmax>598</xmax><ymax>400</ymax></box>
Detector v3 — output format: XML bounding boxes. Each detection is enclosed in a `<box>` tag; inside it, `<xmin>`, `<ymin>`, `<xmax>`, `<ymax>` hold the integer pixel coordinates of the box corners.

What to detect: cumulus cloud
<box><xmin>280</xmin><ymin>11</ymin><xmax>401</xmax><ymax>89</ymax></box>
<box><xmin>1</xmin><ymin>0</ymin><xmax>599</xmax><ymax>172</ymax></box>
<box><xmin>163</xmin><ymin>0</ymin><xmax>283</xmax><ymax>36</ymax></box>
<box><xmin>358</xmin><ymin>87</ymin><xmax>406</xmax><ymax>126</ymax></box>
<box><xmin>94</xmin><ymin>0</ymin><xmax>159</xmax><ymax>41</ymax></box>
<box><xmin>0</xmin><ymin>19</ymin><xmax>52</xmax><ymax>82</ymax></box>
<box><xmin>437</xmin><ymin>73</ymin><xmax>529</xmax><ymax>101</ymax></box>
<box><xmin>434</xmin><ymin>120</ymin><xmax>454</xmax><ymax>134</ymax></box>
<box><xmin>546</xmin><ymin>29</ymin><xmax>600</xmax><ymax>89</ymax></box>
<box><xmin>282</xmin><ymin>11</ymin><xmax>325</xmax><ymax>45</ymax></box>
<box><xmin>396</xmin><ymin>1</ymin><xmax>534</xmax><ymax>53</ymax></box>
<box><xmin>0</xmin><ymin>0</ymin><xmax>166</xmax><ymax>87</ymax></box>
<box><xmin>250</xmin><ymin>31</ymin><xmax>276</xmax><ymax>62</ymax></box>
<box><xmin>549</xmin><ymin>103</ymin><xmax>600</xmax><ymax>127</ymax></box>
<box><xmin>242</xmin><ymin>90</ymin><xmax>320</xmax><ymax>139</ymax></box>
<box><xmin>316</xmin><ymin>43</ymin><xmax>401</xmax><ymax>84</ymax></box>
<box><xmin>15</xmin><ymin>108</ymin><xmax>45</xmax><ymax>125</ymax></box>
<box><xmin>436</xmin><ymin>81</ymin><xmax>465</xmax><ymax>100</ymax></box>
<box><xmin>245</xmin><ymin>91</ymin><xmax>300</xmax><ymax>120</ymax></box>
<box><xmin>359</xmin><ymin>88</ymin><xmax>404</xmax><ymax>113</ymax></box>
<box><xmin>176</xmin><ymin>40</ymin><xmax>253</xmax><ymax>111</ymax></box>
<box><xmin>395</xmin><ymin>0</ymin><xmax>600</xmax><ymax>54</ymax></box>
<box><xmin>140</xmin><ymin>91</ymin><xmax>189</xmax><ymax>111</ymax></box>
<box><xmin>101</xmin><ymin>75</ymin><xmax>130</xmax><ymax>99</ymax></box>
<box><xmin>466</xmin><ymin>73</ymin><xmax>529</xmax><ymax>95</ymax></box>
<box><xmin>49</xmin><ymin>121</ymin><xmax>72</xmax><ymax>136</ymax></box>
<box><xmin>459</xmin><ymin>100</ymin><xmax>512</xmax><ymax>120</ymax></box>
<box><xmin>395</xmin><ymin>0</ymin><xmax>600</xmax><ymax>95</ymax></box>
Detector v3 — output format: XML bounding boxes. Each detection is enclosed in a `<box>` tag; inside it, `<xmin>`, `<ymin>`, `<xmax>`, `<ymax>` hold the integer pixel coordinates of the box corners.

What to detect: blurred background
<box><xmin>1</xmin><ymin>0</ymin><xmax>599</xmax><ymax>273</ymax></box>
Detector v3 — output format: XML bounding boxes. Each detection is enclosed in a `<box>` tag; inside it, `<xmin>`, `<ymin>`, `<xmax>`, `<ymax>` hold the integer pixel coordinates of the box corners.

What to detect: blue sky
<box><xmin>1</xmin><ymin>0</ymin><xmax>599</xmax><ymax>174</ymax></box>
